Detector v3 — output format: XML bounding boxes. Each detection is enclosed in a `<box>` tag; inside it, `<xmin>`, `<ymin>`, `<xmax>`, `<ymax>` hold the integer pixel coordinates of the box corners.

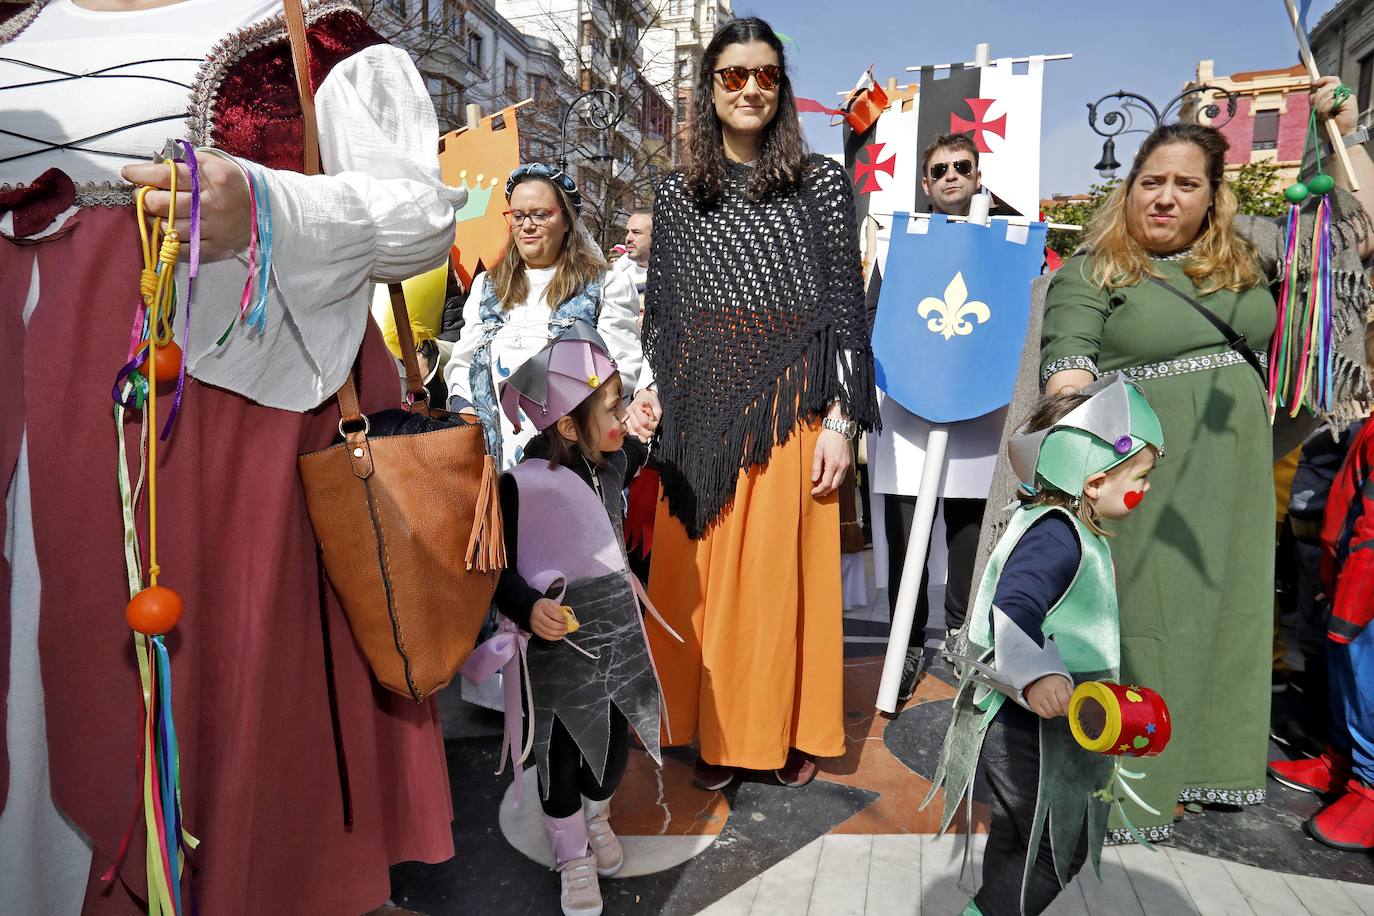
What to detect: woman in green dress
<box><xmin>1038</xmin><ymin>79</ymin><xmax>1374</xmax><ymax>843</ymax></box>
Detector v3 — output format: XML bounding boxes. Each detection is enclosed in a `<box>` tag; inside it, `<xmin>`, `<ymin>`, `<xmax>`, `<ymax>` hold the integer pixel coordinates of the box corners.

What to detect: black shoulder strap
<box><xmin>1147</xmin><ymin>277</ymin><xmax>1267</xmax><ymax>385</ymax></box>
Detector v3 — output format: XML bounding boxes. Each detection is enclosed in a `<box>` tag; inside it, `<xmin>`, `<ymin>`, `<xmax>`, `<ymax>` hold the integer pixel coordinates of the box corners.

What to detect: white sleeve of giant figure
<box><xmin>186</xmin><ymin>43</ymin><xmax>463</xmax><ymax>412</ymax></box>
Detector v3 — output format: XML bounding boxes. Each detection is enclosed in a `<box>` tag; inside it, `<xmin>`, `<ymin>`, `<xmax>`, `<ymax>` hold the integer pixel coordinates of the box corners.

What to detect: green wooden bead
<box><xmin>1308</xmin><ymin>173</ymin><xmax>1335</xmax><ymax>195</ymax></box>
<box><xmin>1284</xmin><ymin>182</ymin><xmax>1310</xmax><ymax>203</ymax></box>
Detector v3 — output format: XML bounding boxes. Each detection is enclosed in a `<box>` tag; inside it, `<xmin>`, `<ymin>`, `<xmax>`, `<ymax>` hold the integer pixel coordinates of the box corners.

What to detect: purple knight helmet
<box><xmin>499</xmin><ymin>320</ymin><xmax>619</xmax><ymax>432</ymax></box>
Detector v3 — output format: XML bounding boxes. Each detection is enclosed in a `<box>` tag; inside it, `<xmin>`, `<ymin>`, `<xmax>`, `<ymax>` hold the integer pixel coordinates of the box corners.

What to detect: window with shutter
<box><xmin>1252</xmin><ymin>109</ymin><xmax>1278</xmax><ymax>151</ymax></box>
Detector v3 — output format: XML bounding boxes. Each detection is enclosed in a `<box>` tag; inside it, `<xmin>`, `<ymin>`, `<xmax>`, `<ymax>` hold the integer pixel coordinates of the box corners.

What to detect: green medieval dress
<box><xmin>1040</xmin><ymin>255</ymin><xmax>1276</xmax><ymax>841</ymax></box>
<box><xmin>975</xmin><ymin>189</ymin><xmax>1372</xmax><ymax>843</ymax></box>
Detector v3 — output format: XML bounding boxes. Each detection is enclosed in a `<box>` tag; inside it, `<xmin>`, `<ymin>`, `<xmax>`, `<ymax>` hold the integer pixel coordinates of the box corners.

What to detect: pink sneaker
<box><xmin>557</xmin><ymin>854</ymin><xmax>603</xmax><ymax>916</ymax></box>
<box><xmin>583</xmin><ymin>797</ymin><xmax>623</xmax><ymax>876</ymax></box>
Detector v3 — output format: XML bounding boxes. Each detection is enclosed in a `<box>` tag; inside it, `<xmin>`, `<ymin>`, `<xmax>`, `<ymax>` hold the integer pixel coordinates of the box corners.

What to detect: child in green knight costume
<box><xmin>924</xmin><ymin>374</ymin><xmax>1164</xmax><ymax>916</ymax></box>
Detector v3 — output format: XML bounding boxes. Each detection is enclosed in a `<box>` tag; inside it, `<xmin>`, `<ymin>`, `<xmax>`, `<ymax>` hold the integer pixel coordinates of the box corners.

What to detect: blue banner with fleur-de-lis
<box><xmin>873</xmin><ymin>212</ymin><xmax>1047</xmax><ymax>423</ymax></box>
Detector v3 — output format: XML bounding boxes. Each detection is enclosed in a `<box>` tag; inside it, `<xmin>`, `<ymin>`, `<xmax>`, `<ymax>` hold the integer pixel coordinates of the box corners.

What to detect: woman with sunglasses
<box><xmin>633</xmin><ymin>16</ymin><xmax>879</xmax><ymax>791</ymax></box>
<box><xmin>445</xmin><ymin>164</ymin><xmax>646</xmax><ymax>471</ymax></box>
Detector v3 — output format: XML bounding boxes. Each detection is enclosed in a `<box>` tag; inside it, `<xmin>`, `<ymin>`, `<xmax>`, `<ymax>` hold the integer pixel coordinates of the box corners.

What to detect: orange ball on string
<box><xmin>126</xmin><ymin>584</ymin><xmax>183</xmax><ymax>635</ymax></box>
<box><xmin>144</xmin><ymin>340</ymin><xmax>183</xmax><ymax>386</ymax></box>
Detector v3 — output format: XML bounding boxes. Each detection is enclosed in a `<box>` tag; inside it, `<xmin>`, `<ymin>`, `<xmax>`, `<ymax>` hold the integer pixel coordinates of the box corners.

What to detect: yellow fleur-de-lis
<box><xmin>917</xmin><ymin>271</ymin><xmax>991</xmax><ymax>340</ymax></box>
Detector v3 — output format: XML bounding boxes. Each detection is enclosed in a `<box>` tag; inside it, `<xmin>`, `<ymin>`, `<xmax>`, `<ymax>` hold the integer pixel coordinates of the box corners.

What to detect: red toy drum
<box><xmin>1068</xmin><ymin>681</ymin><xmax>1171</xmax><ymax>757</ymax></box>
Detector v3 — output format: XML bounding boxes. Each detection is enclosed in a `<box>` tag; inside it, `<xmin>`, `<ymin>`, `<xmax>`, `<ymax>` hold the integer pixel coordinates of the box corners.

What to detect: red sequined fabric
<box><xmin>0</xmin><ymin>167</ymin><xmax>75</xmax><ymax>238</ymax></box>
<box><xmin>211</xmin><ymin>10</ymin><xmax>385</xmax><ymax>171</ymax></box>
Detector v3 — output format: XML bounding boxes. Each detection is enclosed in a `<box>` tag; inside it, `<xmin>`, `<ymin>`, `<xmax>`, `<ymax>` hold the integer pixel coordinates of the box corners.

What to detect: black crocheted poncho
<box><xmin>643</xmin><ymin>154</ymin><xmax>880</xmax><ymax>539</ymax></box>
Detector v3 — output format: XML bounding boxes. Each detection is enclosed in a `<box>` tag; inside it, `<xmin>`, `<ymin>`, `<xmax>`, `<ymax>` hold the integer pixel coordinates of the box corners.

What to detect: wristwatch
<box><xmin>1327</xmin><ymin>126</ymin><xmax>1370</xmax><ymax>156</ymax></box>
<box><xmin>823</xmin><ymin>417</ymin><xmax>859</xmax><ymax>440</ymax></box>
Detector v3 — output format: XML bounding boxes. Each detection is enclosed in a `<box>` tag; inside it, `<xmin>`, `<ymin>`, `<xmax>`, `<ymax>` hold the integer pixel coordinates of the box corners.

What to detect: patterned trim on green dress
<box><xmin>1103</xmin><ymin>787</ymin><xmax>1268</xmax><ymax>845</ymax></box>
<box><xmin>1041</xmin><ymin>354</ymin><xmax>1099</xmax><ymax>385</ymax></box>
<box><xmin>1178</xmin><ymin>786</ymin><xmax>1268</xmax><ymax>806</ymax></box>
<box><xmin>1120</xmin><ymin>350</ymin><xmax>1268</xmax><ymax>383</ymax></box>
<box><xmin>1106</xmin><ymin>823</ymin><xmax>1174</xmax><ymax>846</ymax></box>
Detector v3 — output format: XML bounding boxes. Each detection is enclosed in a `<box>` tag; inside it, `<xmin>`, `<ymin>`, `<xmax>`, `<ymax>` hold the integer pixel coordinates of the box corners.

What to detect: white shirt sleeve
<box><xmin>636</xmin><ymin>357</ymin><xmax>656</xmax><ymax>393</ymax></box>
<box><xmin>184</xmin><ymin>43</ymin><xmax>464</xmax><ymax>412</ymax></box>
<box><xmin>443</xmin><ymin>273</ymin><xmax>489</xmax><ymax>408</ymax></box>
<box><xmin>596</xmin><ymin>268</ymin><xmax>644</xmax><ymax>399</ymax></box>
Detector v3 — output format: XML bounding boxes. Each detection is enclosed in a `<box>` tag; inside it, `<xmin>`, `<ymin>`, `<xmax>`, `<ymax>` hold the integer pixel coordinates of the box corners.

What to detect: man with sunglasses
<box><xmin>882</xmin><ymin>131</ymin><xmax>1003</xmax><ymax>703</ymax></box>
<box><xmin>922</xmin><ymin>132</ymin><xmax>983</xmax><ymax>218</ymax></box>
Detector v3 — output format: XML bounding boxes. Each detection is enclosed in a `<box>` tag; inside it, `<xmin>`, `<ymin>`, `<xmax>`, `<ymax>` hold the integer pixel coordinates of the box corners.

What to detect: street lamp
<box><xmin>1093</xmin><ymin>138</ymin><xmax>1120</xmax><ymax>180</ymax></box>
<box><xmin>1085</xmin><ymin>85</ymin><xmax>1239</xmax><ymax>179</ymax></box>
<box><xmin>558</xmin><ymin>88</ymin><xmax>618</xmax><ymax>172</ymax></box>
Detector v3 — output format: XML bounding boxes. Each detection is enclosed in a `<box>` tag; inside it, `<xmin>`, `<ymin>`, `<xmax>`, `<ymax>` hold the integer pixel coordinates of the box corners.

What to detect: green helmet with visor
<box><xmin>1008</xmin><ymin>374</ymin><xmax>1164</xmax><ymax>498</ymax></box>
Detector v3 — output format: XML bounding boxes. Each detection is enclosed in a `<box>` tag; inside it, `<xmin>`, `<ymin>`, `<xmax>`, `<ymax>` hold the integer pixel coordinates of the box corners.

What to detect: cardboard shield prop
<box><xmin>873</xmin><ymin>213</ymin><xmax>1047</xmax><ymax>423</ymax></box>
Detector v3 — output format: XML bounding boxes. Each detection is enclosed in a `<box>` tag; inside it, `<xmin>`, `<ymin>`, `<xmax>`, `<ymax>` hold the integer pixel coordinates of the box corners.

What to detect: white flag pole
<box><xmin>876</xmin><ymin>45</ymin><xmax>995</xmax><ymax>713</ymax></box>
<box><xmin>875</xmin><ymin>425</ymin><xmax>949</xmax><ymax>712</ymax></box>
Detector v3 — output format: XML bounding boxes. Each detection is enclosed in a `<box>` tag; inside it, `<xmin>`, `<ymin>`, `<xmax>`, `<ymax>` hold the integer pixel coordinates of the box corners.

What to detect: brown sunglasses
<box><xmin>714</xmin><ymin>65</ymin><xmax>783</xmax><ymax>93</ymax></box>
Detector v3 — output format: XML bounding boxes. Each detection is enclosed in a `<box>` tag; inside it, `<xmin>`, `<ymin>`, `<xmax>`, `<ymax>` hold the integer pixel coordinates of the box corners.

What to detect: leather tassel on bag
<box><xmin>466</xmin><ymin>453</ymin><xmax>506</xmax><ymax>573</ymax></box>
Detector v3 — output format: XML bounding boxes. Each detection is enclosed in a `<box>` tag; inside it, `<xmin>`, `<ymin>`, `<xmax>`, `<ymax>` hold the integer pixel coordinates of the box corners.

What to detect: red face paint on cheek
<box><xmin>1123</xmin><ymin>490</ymin><xmax>1143</xmax><ymax>510</ymax></box>
<box><xmin>609</xmin><ymin>428</ymin><xmax>621</xmax><ymax>443</ymax></box>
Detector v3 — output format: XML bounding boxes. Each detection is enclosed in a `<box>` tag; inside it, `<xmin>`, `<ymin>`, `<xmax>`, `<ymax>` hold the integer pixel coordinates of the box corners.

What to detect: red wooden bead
<box><xmin>126</xmin><ymin>584</ymin><xmax>183</xmax><ymax>635</ymax></box>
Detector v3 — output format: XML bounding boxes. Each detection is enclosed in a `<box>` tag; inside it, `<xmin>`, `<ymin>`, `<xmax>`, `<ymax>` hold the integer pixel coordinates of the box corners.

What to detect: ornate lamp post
<box><xmin>1086</xmin><ymin>85</ymin><xmax>1240</xmax><ymax>179</ymax></box>
<box><xmin>557</xmin><ymin>88</ymin><xmax>617</xmax><ymax>172</ymax></box>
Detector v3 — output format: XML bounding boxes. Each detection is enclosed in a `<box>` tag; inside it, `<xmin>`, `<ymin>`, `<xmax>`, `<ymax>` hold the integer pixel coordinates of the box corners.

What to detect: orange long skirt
<box><xmin>646</xmin><ymin>420</ymin><xmax>845</xmax><ymax>770</ymax></box>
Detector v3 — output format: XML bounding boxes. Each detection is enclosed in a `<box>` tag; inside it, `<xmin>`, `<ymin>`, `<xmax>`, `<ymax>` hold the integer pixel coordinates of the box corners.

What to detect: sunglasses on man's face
<box><xmin>714</xmin><ymin>64</ymin><xmax>783</xmax><ymax>93</ymax></box>
<box><xmin>929</xmin><ymin>159</ymin><xmax>975</xmax><ymax>180</ymax></box>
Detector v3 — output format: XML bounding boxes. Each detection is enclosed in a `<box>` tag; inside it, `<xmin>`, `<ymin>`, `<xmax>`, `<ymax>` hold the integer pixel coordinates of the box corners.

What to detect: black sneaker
<box><xmin>941</xmin><ymin>627</ymin><xmax>967</xmax><ymax>667</ymax></box>
<box><xmin>898</xmin><ymin>648</ymin><xmax>928</xmax><ymax>703</ymax></box>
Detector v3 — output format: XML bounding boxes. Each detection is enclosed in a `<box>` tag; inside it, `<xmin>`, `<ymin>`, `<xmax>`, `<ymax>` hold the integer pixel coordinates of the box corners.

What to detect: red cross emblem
<box><xmin>950</xmin><ymin>98</ymin><xmax>1007</xmax><ymax>153</ymax></box>
<box><xmin>853</xmin><ymin>142</ymin><xmax>896</xmax><ymax>195</ymax></box>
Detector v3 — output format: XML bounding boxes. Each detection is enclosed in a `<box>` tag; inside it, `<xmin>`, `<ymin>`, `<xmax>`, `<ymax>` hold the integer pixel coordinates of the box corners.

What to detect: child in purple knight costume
<box><xmin>477</xmin><ymin>319</ymin><xmax>678</xmax><ymax>916</ymax></box>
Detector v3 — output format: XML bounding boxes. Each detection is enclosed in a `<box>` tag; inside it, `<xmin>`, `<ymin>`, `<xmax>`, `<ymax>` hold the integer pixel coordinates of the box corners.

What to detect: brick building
<box><xmin>1186</xmin><ymin>60</ymin><xmax>1311</xmax><ymax>186</ymax></box>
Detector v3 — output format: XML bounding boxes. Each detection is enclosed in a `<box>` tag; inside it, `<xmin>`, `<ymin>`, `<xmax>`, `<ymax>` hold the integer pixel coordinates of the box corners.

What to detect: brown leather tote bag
<box><xmin>286</xmin><ymin>1</ymin><xmax>502</xmax><ymax>700</ymax></box>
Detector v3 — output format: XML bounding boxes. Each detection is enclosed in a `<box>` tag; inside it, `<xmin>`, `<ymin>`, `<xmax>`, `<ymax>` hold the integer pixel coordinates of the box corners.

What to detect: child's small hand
<box><xmin>530</xmin><ymin>598</ymin><xmax>569</xmax><ymax>641</ymax></box>
<box><xmin>626</xmin><ymin>389</ymin><xmax>661</xmax><ymax>442</ymax></box>
<box><xmin>1025</xmin><ymin>674</ymin><xmax>1072</xmax><ymax>719</ymax></box>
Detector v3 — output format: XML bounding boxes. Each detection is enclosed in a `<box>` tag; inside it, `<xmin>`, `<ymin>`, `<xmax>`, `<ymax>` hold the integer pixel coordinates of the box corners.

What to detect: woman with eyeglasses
<box><xmin>445</xmin><ymin>164</ymin><xmax>646</xmax><ymax>470</ymax></box>
<box><xmin>632</xmin><ymin>16</ymin><xmax>879</xmax><ymax>791</ymax></box>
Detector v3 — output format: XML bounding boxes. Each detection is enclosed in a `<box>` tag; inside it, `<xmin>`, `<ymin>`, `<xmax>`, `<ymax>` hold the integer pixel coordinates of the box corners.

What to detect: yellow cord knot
<box><xmin>158</xmin><ymin>231</ymin><xmax>180</xmax><ymax>269</ymax></box>
<box><xmin>139</xmin><ymin>269</ymin><xmax>158</xmax><ymax>307</ymax></box>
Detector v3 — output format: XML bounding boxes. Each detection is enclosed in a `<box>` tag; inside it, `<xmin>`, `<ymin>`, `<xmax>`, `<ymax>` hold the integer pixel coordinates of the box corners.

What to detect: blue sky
<box><xmin>738</xmin><ymin>0</ymin><xmax>1342</xmax><ymax>198</ymax></box>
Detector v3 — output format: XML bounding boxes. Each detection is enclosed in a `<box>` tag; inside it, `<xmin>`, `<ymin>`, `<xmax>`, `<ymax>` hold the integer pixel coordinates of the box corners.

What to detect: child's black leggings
<box><xmin>975</xmin><ymin>710</ymin><xmax>1089</xmax><ymax>916</ymax></box>
<box><xmin>539</xmin><ymin>705</ymin><xmax>630</xmax><ymax>818</ymax></box>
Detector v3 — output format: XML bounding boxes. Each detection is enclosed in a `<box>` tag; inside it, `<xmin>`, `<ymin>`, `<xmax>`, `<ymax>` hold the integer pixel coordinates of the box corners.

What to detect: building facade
<box><xmin>492</xmin><ymin>0</ymin><xmax>672</xmax><ymax>237</ymax></box>
<box><xmin>369</xmin><ymin>0</ymin><xmax>727</xmax><ymax>245</ymax></box>
<box><xmin>1310</xmin><ymin>0</ymin><xmax>1374</xmax><ymax>135</ymax></box>
<box><xmin>642</xmin><ymin>0</ymin><xmax>733</xmax><ymax>165</ymax></box>
<box><xmin>365</xmin><ymin>0</ymin><xmax>575</xmax><ymax>159</ymax></box>
<box><xmin>1187</xmin><ymin>59</ymin><xmax>1311</xmax><ymax>186</ymax></box>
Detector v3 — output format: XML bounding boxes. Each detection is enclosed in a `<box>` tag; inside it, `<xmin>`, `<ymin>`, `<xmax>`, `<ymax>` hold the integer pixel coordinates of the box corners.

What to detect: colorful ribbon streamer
<box><xmin>1267</xmin><ymin>108</ymin><xmax>1336</xmax><ymax>419</ymax></box>
<box><xmin>106</xmin><ymin>143</ymin><xmax>204</xmax><ymax>915</ymax></box>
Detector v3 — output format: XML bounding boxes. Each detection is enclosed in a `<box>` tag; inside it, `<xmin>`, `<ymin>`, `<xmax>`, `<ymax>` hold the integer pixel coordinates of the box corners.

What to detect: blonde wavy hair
<box><xmin>1084</xmin><ymin>123</ymin><xmax>1263</xmax><ymax>294</ymax></box>
<box><xmin>487</xmin><ymin>177</ymin><xmax>605</xmax><ymax>310</ymax></box>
